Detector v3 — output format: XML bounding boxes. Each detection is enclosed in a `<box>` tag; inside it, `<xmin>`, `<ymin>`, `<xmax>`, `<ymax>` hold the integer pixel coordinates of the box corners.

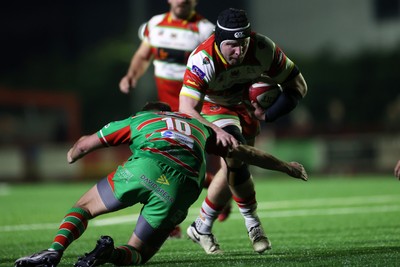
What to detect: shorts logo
<box><xmin>140</xmin><ymin>175</ymin><xmax>174</xmax><ymax>203</ymax></box>
<box><xmin>191</xmin><ymin>65</ymin><xmax>205</xmax><ymax>79</ymax></box>
<box><xmin>156</xmin><ymin>174</ymin><xmax>170</xmax><ymax>185</ymax></box>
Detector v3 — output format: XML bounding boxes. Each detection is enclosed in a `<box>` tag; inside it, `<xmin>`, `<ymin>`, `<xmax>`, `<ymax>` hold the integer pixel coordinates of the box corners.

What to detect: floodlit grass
<box><xmin>1</xmin><ymin>175</ymin><xmax>400</xmax><ymax>266</ymax></box>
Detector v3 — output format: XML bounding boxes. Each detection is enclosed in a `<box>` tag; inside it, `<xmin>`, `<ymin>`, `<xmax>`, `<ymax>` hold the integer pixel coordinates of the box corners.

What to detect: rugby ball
<box><xmin>248</xmin><ymin>82</ymin><xmax>282</xmax><ymax>109</ymax></box>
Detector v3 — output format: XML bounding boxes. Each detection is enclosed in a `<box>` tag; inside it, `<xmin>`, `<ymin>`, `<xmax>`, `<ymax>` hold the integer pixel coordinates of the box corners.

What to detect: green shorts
<box><xmin>97</xmin><ymin>157</ymin><xmax>201</xmax><ymax>230</ymax></box>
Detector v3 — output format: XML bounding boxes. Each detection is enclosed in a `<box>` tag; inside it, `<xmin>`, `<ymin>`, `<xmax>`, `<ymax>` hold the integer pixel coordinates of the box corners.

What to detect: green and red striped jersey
<box><xmin>97</xmin><ymin>111</ymin><xmax>225</xmax><ymax>186</ymax></box>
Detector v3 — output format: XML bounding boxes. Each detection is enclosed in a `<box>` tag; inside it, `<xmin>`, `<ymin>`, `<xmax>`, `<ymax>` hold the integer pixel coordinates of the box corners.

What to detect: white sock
<box><xmin>194</xmin><ymin>197</ymin><xmax>221</xmax><ymax>234</ymax></box>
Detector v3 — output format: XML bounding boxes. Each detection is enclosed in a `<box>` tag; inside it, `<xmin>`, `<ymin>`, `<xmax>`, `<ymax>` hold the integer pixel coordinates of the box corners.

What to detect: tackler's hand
<box><xmin>287</xmin><ymin>162</ymin><xmax>308</xmax><ymax>181</ymax></box>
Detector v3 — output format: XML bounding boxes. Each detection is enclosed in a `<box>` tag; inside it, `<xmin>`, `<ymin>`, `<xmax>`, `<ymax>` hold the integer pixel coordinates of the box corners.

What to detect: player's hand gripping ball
<box><xmin>248</xmin><ymin>82</ymin><xmax>282</xmax><ymax>109</ymax></box>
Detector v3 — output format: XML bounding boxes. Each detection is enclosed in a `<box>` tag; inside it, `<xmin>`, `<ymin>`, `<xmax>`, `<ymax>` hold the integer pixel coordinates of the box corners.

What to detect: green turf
<box><xmin>1</xmin><ymin>175</ymin><xmax>400</xmax><ymax>266</ymax></box>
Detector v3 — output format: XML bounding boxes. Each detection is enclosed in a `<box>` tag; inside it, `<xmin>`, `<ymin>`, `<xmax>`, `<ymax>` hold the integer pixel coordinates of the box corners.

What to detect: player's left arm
<box><xmin>251</xmin><ymin>72</ymin><xmax>307</xmax><ymax>121</ymax></box>
<box><xmin>227</xmin><ymin>144</ymin><xmax>308</xmax><ymax>181</ymax></box>
<box><xmin>262</xmin><ymin>71</ymin><xmax>307</xmax><ymax>122</ymax></box>
<box><xmin>67</xmin><ymin>134</ymin><xmax>104</xmax><ymax>164</ymax></box>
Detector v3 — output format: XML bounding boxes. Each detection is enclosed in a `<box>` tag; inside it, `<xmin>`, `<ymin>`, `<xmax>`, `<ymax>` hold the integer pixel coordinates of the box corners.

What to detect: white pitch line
<box><xmin>230</xmin><ymin>204</ymin><xmax>400</xmax><ymax>219</ymax></box>
<box><xmin>257</xmin><ymin>194</ymin><xmax>400</xmax><ymax>210</ymax></box>
<box><xmin>1</xmin><ymin>195</ymin><xmax>399</xmax><ymax>233</ymax></box>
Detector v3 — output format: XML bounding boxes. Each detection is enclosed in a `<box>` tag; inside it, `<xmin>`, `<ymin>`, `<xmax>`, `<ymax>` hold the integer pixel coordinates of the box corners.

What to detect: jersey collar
<box><xmin>214</xmin><ymin>42</ymin><xmax>229</xmax><ymax>69</ymax></box>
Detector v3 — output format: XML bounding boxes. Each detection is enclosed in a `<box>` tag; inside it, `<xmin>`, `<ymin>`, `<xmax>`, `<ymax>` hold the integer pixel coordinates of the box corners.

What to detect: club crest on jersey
<box><xmin>191</xmin><ymin>65</ymin><xmax>205</xmax><ymax>79</ymax></box>
<box><xmin>202</xmin><ymin>57</ymin><xmax>210</xmax><ymax>65</ymax></box>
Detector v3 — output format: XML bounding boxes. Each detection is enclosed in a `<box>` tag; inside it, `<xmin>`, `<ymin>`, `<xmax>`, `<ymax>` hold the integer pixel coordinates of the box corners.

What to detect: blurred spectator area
<box><xmin>0</xmin><ymin>87</ymin><xmax>81</xmax><ymax>181</ymax></box>
<box><xmin>0</xmin><ymin>87</ymin><xmax>81</xmax><ymax>144</ymax></box>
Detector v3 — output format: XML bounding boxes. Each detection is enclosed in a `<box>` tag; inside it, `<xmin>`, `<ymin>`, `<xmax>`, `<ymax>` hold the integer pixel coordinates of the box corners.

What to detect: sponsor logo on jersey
<box><xmin>162</xmin><ymin>130</ymin><xmax>194</xmax><ymax>149</ymax></box>
<box><xmin>191</xmin><ymin>65</ymin><xmax>205</xmax><ymax>79</ymax></box>
<box><xmin>186</xmin><ymin>79</ymin><xmax>199</xmax><ymax>87</ymax></box>
<box><xmin>156</xmin><ymin>174</ymin><xmax>170</xmax><ymax>185</ymax></box>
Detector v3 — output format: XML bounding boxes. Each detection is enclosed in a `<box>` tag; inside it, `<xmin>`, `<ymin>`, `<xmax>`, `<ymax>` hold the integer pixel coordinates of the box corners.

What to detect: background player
<box><xmin>119</xmin><ymin>0</ymin><xmax>214</xmax><ymax>111</ymax></box>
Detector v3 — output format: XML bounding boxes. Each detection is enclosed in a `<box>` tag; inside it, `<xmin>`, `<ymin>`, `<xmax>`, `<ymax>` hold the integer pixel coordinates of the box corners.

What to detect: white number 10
<box><xmin>162</xmin><ymin>117</ymin><xmax>191</xmax><ymax>135</ymax></box>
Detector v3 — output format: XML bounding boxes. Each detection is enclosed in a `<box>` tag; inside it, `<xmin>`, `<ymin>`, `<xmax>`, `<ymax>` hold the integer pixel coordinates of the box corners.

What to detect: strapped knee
<box><xmin>227</xmin><ymin>163</ymin><xmax>251</xmax><ymax>186</ymax></box>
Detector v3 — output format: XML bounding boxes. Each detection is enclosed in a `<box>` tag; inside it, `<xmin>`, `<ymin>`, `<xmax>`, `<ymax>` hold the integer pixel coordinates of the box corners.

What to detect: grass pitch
<box><xmin>1</xmin><ymin>175</ymin><xmax>400</xmax><ymax>266</ymax></box>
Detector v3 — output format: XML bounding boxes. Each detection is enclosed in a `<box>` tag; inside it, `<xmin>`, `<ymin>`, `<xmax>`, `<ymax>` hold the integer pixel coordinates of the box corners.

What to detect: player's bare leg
<box><xmin>204</xmin><ymin>155</ymin><xmax>233</xmax><ymax>222</ymax></box>
<box><xmin>187</xmin><ymin>156</ymin><xmax>228</xmax><ymax>254</ymax></box>
<box><xmin>227</xmin><ymin>157</ymin><xmax>271</xmax><ymax>254</ymax></box>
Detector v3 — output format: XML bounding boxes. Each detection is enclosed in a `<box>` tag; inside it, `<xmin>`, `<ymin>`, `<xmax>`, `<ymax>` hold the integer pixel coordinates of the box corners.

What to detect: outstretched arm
<box><xmin>227</xmin><ymin>144</ymin><xmax>308</xmax><ymax>181</ymax></box>
<box><xmin>67</xmin><ymin>134</ymin><xmax>104</xmax><ymax>164</ymax></box>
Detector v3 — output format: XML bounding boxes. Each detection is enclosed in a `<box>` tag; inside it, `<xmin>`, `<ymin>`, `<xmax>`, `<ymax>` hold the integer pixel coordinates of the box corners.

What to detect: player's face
<box><xmin>220</xmin><ymin>38</ymin><xmax>250</xmax><ymax>66</ymax></box>
<box><xmin>168</xmin><ymin>0</ymin><xmax>197</xmax><ymax>20</ymax></box>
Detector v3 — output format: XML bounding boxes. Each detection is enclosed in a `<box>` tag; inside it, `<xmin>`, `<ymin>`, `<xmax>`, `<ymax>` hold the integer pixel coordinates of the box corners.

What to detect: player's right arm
<box><xmin>179</xmin><ymin>95</ymin><xmax>238</xmax><ymax>148</ymax></box>
<box><xmin>68</xmin><ymin>118</ymin><xmax>133</xmax><ymax>164</ymax></box>
<box><xmin>67</xmin><ymin>134</ymin><xmax>103</xmax><ymax>164</ymax></box>
<box><xmin>179</xmin><ymin>48</ymin><xmax>239</xmax><ymax>147</ymax></box>
<box><xmin>119</xmin><ymin>40</ymin><xmax>153</xmax><ymax>94</ymax></box>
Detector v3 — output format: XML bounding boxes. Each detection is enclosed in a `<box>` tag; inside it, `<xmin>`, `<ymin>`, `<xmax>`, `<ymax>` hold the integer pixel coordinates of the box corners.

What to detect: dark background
<box><xmin>1</xmin><ymin>0</ymin><xmax>399</xmax><ymax>143</ymax></box>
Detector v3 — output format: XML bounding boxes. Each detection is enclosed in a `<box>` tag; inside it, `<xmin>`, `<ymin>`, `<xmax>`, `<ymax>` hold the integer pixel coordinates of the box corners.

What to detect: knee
<box><xmin>227</xmin><ymin>163</ymin><xmax>251</xmax><ymax>186</ymax></box>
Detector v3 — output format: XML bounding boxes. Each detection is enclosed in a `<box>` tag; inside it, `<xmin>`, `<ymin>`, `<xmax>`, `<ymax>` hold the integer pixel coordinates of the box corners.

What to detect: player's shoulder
<box><xmin>147</xmin><ymin>12</ymin><xmax>168</xmax><ymax>28</ymax></box>
<box><xmin>190</xmin><ymin>35</ymin><xmax>215</xmax><ymax>58</ymax></box>
<box><xmin>252</xmin><ymin>32</ymin><xmax>275</xmax><ymax>50</ymax></box>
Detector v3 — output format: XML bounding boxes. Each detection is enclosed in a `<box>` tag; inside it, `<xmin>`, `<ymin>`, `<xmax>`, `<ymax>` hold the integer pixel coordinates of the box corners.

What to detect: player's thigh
<box><xmin>140</xmin><ymin>162</ymin><xmax>201</xmax><ymax>230</ymax></box>
<box><xmin>96</xmin><ymin>157</ymin><xmax>169</xmax><ymax>213</ymax></box>
<box><xmin>74</xmin><ymin>185</ymin><xmax>108</xmax><ymax>217</ymax></box>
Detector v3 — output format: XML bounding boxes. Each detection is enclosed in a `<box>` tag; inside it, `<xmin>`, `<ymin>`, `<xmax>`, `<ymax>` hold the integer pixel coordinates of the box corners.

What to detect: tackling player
<box><xmin>14</xmin><ymin>101</ymin><xmax>307</xmax><ymax>267</ymax></box>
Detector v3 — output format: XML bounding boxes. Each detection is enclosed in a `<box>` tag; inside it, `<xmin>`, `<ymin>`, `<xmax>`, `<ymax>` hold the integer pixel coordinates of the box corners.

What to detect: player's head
<box><xmin>141</xmin><ymin>101</ymin><xmax>172</xmax><ymax>112</ymax></box>
<box><xmin>215</xmin><ymin>8</ymin><xmax>251</xmax><ymax>66</ymax></box>
<box><xmin>168</xmin><ymin>0</ymin><xmax>197</xmax><ymax>20</ymax></box>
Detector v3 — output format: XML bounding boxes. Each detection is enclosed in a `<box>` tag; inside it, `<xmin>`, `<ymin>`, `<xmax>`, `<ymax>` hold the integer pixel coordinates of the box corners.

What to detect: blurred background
<box><xmin>1</xmin><ymin>0</ymin><xmax>399</xmax><ymax>182</ymax></box>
